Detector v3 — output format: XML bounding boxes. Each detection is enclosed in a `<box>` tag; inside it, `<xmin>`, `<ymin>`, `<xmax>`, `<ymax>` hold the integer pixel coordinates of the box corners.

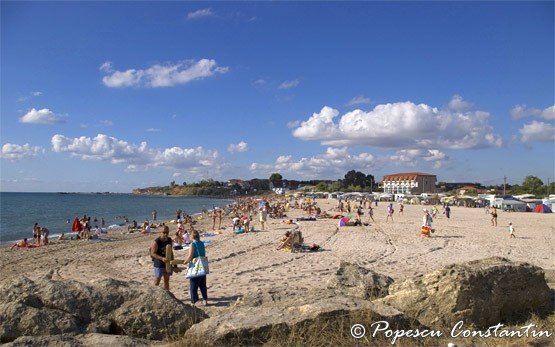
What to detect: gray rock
<box><xmin>375</xmin><ymin>257</ymin><xmax>553</xmax><ymax>328</ymax></box>
<box><xmin>185</xmin><ymin>295</ymin><xmax>416</xmax><ymax>345</ymax></box>
<box><xmin>327</xmin><ymin>261</ymin><xmax>394</xmax><ymax>299</ymax></box>
<box><xmin>5</xmin><ymin>333</ymin><xmax>155</xmax><ymax>347</ymax></box>
<box><xmin>0</xmin><ymin>276</ymin><xmax>207</xmax><ymax>342</ymax></box>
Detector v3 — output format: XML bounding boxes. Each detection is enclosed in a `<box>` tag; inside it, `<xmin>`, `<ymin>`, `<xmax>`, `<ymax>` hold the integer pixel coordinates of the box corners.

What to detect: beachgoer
<box><xmin>422</xmin><ymin>209</ymin><xmax>433</xmax><ymax>229</ymax></box>
<box><xmin>183</xmin><ymin>230</ymin><xmax>208</xmax><ymax>305</ymax></box>
<box><xmin>41</xmin><ymin>227</ymin><xmax>49</xmax><ymax>245</ymax></box>
<box><xmin>59</xmin><ymin>233</ymin><xmax>66</xmax><ymax>240</ymax></box>
<box><xmin>386</xmin><ymin>203</ymin><xmax>394</xmax><ymax>222</ymax></box>
<box><xmin>367</xmin><ymin>205</ymin><xmax>375</xmax><ymax>222</ymax></box>
<box><xmin>32</xmin><ymin>222</ymin><xmax>39</xmax><ymax>244</ymax></box>
<box><xmin>490</xmin><ymin>206</ymin><xmax>498</xmax><ymax>226</ymax></box>
<box><xmin>276</xmin><ymin>230</ymin><xmax>292</xmax><ymax>250</ymax></box>
<box><xmin>150</xmin><ymin>225</ymin><xmax>173</xmax><ymax>290</ymax></box>
<box><xmin>101</xmin><ymin>218</ymin><xmax>105</xmax><ymax>228</ymax></box>
<box><xmin>508</xmin><ymin>222</ymin><xmax>516</xmax><ymax>238</ymax></box>
<box><xmin>398</xmin><ymin>202</ymin><xmax>404</xmax><ymax>215</ymax></box>
<box><xmin>259</xmin><ymin>201</ymin><xmax>268</xmax><ymax>230</ymax></box>
<box><xmin>152</xmin><ymin>210</ymin><xmax>157</xmax><ymax>221</ymax></box>
<box><xmin>11</xmin><ymin>238</ymin><xmax>29</xmax><ymax>249</ymax></box>
<box><xmin>445</xmin><ymin>205</ymin><xmax>451</xmax><ymax>219</ymax></box>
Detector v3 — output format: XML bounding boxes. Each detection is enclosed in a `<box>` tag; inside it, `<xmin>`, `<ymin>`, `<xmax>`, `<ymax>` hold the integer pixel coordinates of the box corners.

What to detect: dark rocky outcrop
<box><xmin>0</xmin><ymin>276</ymin><xmax>207</xmax><ymax>343</ymax></box>
<box><xmin>375</xmin><ymin>257</ymin><xmax>553</xmax><ymax>328</ymax></box>
<box><xmin>327</xmin><ymin>261</ymin><xmax>394</xmax><ymax>299</ymax></box>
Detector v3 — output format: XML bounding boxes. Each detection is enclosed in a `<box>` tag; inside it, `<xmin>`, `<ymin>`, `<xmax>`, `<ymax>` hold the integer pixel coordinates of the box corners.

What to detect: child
<box><xmin>508</xmin><ymin>222</ymin><xmax>516</xmax><ymax>238</ymax></box>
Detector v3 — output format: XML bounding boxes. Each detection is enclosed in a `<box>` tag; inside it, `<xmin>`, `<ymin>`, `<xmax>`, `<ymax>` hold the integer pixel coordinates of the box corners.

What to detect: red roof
<box><xmin>382</xmin><ymin>172</ymin><xmax>436</xmax><ymax>181</ymax></box>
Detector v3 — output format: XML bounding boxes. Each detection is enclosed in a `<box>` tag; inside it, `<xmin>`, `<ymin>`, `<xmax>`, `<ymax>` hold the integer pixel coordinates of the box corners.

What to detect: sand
<box><xmin>1</xmin><ymin>199</ymin><xmax>554</xmax><ymax>316</ymax></box>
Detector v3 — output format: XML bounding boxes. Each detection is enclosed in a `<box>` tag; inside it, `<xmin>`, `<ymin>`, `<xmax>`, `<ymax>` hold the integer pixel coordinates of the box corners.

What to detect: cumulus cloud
<box><xmin>292</xmin><ymin>102</ymin><xmax>502</xmax><ymax>150</ymax></box>
<box><xmin>389</xmin><ymin>149</ymin><xmax>448</xmax><ymax>169</ymax></box>
<box><xmin>19</xmin><ymin>108</ymin><xmax>66</xmax><ymax>124</ymax></box>
<box><xmin>51</xmin><ymin>134</ymin><xmax>222</xmax><ymax>173</ymax></box>
<box><xmin>187</xmin><ymin>8</ymin><xmax>214</xmax><ymax>19</ymax></box>
<box><xmin>278</xmin><ymin>79</ymin><xmax>299</xmax><ymax>89</ymax></box>
<box><xmin>99</xmin><ymin>61</ymin><xmax>113</xmax><ymax>73</ymax></box>
<box><xmin>519</xmin><ymin>121</ymin><xmax>555</xmax><ymax>143</ymax></box>
<box><xmin>448</xmin><ymin>94</ymin><xmax>472</xmax><ymax>111</ymax></box>
<box><xmin>227</xmin><ymin>141</ymin><xmax>249</xmax><ymax>153</ymax></box>
<box><xmin>347</xmin><ymin>96</ymin><xmax>371</xmax><ymax>106</ymax></box>
<box><xmin>102</xmin><ymin>59</ymin><xmax>228</xmax><ymax>88</ymax></box>
<box><xmin>17</xmin><ymin>91</ymin><xmax>43</xmax><ymax>102</ymax></box>
<box><xmin>253</xmin><ymin>79</ymin><xmax>266</xmax><ymax>86</ymax></box>
<box><xmin>98</xmin><ymin>120</ymin><xmax>113</xmax><ymax>126</ymax></box>
<box><xmin>0</xmin><ymin>143</ymin><xmax>44</xmax><ymax>160</ymax></box>
<box><xmin>250</xmin><ymin>147</ymin><xmax>377</xmax><ymax>178</ymax></box>
<box><xmin>31</xmin><ymin>91</ymin><xmax>42</xmax><ymax>96</ymax></box>
<box><xmin>511</xmin><ymin>104</ymin><xmax>554</xmax><ymax>120</ymax></box>
<box><xmin>286</xmin><ymin>120</ymin><xmax>301</xmax><ymax>129</ymax></box>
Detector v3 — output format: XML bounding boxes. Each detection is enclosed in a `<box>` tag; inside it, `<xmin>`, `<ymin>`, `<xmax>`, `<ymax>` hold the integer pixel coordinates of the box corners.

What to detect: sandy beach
<box><xmin>1</xmin><ymin>198</ymin><xmax>554</xmax><ymax>320</ymax></box>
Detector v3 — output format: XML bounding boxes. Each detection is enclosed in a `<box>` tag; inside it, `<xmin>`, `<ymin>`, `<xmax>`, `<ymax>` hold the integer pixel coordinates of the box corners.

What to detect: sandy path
<box><xmin>1</xmin><ymin>199</ymin><xmax>554</xmax><ymax>316</ymax></box>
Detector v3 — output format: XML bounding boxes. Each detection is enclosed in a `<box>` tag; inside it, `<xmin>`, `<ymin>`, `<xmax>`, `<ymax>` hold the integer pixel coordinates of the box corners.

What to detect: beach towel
<box><xmin>339</xmin><ymin>217</ymin><xmax>350</xmax><ymax>227</ymax></box>
<box><xmin>296</xmin><ymin>217</ymin><xmax>317</xmax><ymax>221</ymax></box>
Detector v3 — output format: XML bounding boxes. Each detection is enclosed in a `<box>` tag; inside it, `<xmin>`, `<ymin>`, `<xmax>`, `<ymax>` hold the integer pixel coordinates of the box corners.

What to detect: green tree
<box><xmin>269</xmin><ymin>173</ymin><xmax>283</xmax><ymax>188</ymax></box>
<box><xmin>343</xmin><ymin>170</ymin><xmax>373</xmax><ymax>191</ymax></box>
<box><xmin>315</xmin><ymin>182</ymin><xmax>329</xmax><ymax>191</ymax></box>
<box><xmin>170</xmin><ymin>180</ymin><xmax>176</xmax><ymax>187</ymax></box>
<box><xmin>521</xmin><ymin>176</ymin><xmax>544</xmax><ymax>196</ymax></box>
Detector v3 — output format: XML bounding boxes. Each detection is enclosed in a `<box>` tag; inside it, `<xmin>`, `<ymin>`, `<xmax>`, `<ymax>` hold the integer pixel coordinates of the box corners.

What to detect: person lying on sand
<box><xmin>11</xmin><ymin>238</ymin><xmax>30</xmax><ymax>249</ymax></box>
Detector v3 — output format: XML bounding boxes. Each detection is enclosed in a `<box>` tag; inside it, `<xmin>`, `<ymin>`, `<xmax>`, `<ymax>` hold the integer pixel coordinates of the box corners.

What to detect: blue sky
<box><xmin>1</xmin><ymin>2</ymin><xmax>554</xmax><ymax>192</ymax></box>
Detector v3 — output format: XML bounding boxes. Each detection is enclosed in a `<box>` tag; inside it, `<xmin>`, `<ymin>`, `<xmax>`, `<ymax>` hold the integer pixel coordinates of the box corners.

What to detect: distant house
<box><xmin>382</xmin><ymin>172</ymin><xmax>437</xmax><ymax>195</ymax></box>
<box><xmin>458</xmin><ymin>185</ymin><xmax>485</xmax><ymax>195</ymax></box>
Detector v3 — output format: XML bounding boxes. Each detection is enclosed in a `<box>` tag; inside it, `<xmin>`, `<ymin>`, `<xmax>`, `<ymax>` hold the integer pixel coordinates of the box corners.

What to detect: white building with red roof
<box><xmin>382</xmin><ymin>172</ymin><xmax>437</xmax><ymax>195</ymax></box>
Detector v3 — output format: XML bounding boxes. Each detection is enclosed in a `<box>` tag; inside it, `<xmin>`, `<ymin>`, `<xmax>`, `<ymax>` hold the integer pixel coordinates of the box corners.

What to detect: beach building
<box><xmin>381</xmin><ymin>172</ymin><xmax>437</xmax><ymax>195</ymax></box>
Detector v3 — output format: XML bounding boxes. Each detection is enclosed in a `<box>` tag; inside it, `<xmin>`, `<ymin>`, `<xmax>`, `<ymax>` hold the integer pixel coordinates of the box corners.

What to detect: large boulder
<box><xmin>185</xmin><ymin>295</ymin><xmax>417</xmax><ymax>345</ymax></box>
<box><xmin>375</xmin><ymin>257</ymin><xmax>553</xmax><ymax>328</ymax></box>
<box><xmin>4</xmin><ymin>333</ymin><xmax>154</xmax><ymax>347</ymax></box>
<box><xmin>327</xmin><ymin>261</ymin><xmax>394</xmax><ymax>299</ymax></box>
<box><xmin>0</xmin><ymin>276</ymin><xmax>207</xmax><ymax>343</ymax></box>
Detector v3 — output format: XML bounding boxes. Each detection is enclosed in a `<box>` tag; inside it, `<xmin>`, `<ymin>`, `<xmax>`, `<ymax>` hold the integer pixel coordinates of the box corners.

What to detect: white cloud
<box><xmin>19</xmin><ymin>108</ymin><xmax>66</xmax><ymax>124</ymax></box>
<box><xmin>187</xmin><ymin>8</ymin><xmax>214</xmax><ymax>20</ymax></box>
<box><xmin>448</xmin><ymin>94</ymin><xmax>472</xmax><ymax>111</ymax></box>
<box><xmin>146</xmin><ymin>128</ymin><xmax>161</xmax><ymax>132</ymax></box>
<box><xmin>17</xmin><ymin>91</ymin><xmax>43</xmax><ymax>102</ymax></box>
<box><xmin>519</xmin><ymin>121</ymin><xmax>555</xmax><ymax>143</ymax></box>
<box><xmin>278</xmin><ymin>79</ymin><xmax>300</xmax><ymax>89</ymax></box>
<box><xmin>347</xmin><ymin>96</ymin><xmax>371</xmax><ymax>106</ymax></box>
<box><xmin>0</xmin><ymin>143</ymin><xmax>44</xmax><ymax>160</ymax></box>
<box><xmin>541</xmin><ymin>106</ymin><xmax>555</xmax><ymax>120</ymax></box>
<box><xmin>99</xmin><ymin>61</ymin><xmax>114</xmax><ymax>73</ymax></box>
<box><xmin>250</xmin><ymin>147</ymin><xmax>376</xmax><ymax>178</ymax></box>
<box><xmin>511</xmin><ymin>104</ymin><xmax>554</xmax><ymax>120</ymax></box>
<box><xmin>227</xmin><ymin>141</ymin><xmax>249</xmax><ymax>153</ymax></box>
<box><xmin>98</xmin><ymin>120</ymin><xmax>113</xmax><ymax>126</ymax></box>
<box><xmin>253</xmin><ymin>79</ymin><xmax>266</xmax><ymax>86</ymax></box>
<box><xmin>286</xmin><ymin>120</ymin><xmax>301</xmax><ymax>129</ymax></box>
<box><xmin>389</xmin><ymin>149</ymin><xmax>448</xmax><ymax>169</ymax></box>
<box><xmin>31</xmin><ymin>91</ymin><xmax>42</xmax><ymax>96</ymax></box>
<box><xmin>250</xmin><ymin>147</ymin><xmax>449</xmax><ymax>178</ymax></box>
<box><xmin>172</xmin><ymin>172</ymin><xmax>182</xmax><ymax>177</ymax></box>
<box><xmin>292</xmin><ymin>102</ymin><xmax>502</xmax><ymax>150</ymax></box>
<box><xmin>51</xmin><ymin>134</ymin><xmax>223</xmax><ymax>173</ymax></box>
<box><xmin>102</xmin><ymin>59</ymin><xmax>228</xmax><ymax>88</ymax></box>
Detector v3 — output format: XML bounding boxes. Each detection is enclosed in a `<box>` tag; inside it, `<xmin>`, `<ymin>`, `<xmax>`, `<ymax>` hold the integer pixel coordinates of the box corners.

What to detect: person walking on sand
<box><xmin>150</xmin><ymin>226</ymin><xmax>173</xmax><ymax>291</ymax></box>
<box><xmin>490</xmin><ymin>206</ymin><xmax>498</xmax><ymax>226</ymax></box>
<box><xmin>183</xmin><ymin>230</ymin><xmax>208</xmax><ymax>306</ymax></box>
<box><xmin>445</xmin><ymin>205</ymin><xmax>451</xmax><ymax>219</ymax></box>
<box><xmin>398</xmin><ymin>202</ymin><xmax>404</xmax><ymax>216</ymax></box>
<box><xmin>386</xmin><ymin>203</ymin><xmax>394</xmax><ymax>222</ymax></box>
<box><xmin>367</xmin><ymin>205</ymin><xmax>375</xmax><ymax>222</ymax></box>
<box><xmin>508</xmin><ymin>222</ymin><xmax>516</xmax><ymax>238</ymax></box>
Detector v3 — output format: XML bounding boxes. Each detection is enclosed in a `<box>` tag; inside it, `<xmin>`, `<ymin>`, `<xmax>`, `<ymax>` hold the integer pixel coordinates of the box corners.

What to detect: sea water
<box><xmin>0</xmin><ymin>192</ymin><xmax>231</xmax><ymax>244</ymax></box>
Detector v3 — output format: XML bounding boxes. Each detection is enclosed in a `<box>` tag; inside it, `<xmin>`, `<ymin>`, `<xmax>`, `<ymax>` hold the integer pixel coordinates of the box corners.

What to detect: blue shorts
<box><xmin>154</xmin><ymin>267</ymin><xmax>172</xmax><ymax>278</ymax></box>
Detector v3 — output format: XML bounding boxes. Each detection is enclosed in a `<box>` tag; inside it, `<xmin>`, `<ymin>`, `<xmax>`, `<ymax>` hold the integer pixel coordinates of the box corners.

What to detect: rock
<box><xmin>186</xmin><ymin>295</ymin><xmax>416</xmax><ymax>345</ymax></box>
<box><xmin>375</xmin><ymin>257</ymin><xmax>553</xmax><ymax>328</ymax></box>
<box><xmin>327</xmin><ymin>261</ymin><xmax>394</xmax><ymax>299</ymax></box>
<box><xmin>0</xmin><ymin>277</ymin><xmax>207</xmax><ymax>343</ymax></box>
<box><xmin>4</xmin><ymin>333</ymin><xmax>154</xmax><ymax>347</ymax></box>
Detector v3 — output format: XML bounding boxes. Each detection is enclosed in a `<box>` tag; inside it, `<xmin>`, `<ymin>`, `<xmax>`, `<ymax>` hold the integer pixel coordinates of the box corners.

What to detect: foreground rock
<box><xmin>4</xmin><ymin>333</ymin><xmax>155</xmax><ymax>347</ymax></box>
<box><xmin>185</xmin><ymin>295</ymin><xmax>416</xmax><ymax>345</ymax></box>
<box><xmin>0</xmin><ymin>276</ymin><xmax>207</xmax><ymax>343</ymax></box>
<box><xmin>327</xmin><ymin>261</ymin><xmax>394</xmax><ymax>299</ymax></box>
<box><xmin>375</xmin><ymin>257</ymin><xmax>552</xmax><ymax>328</ymax></box>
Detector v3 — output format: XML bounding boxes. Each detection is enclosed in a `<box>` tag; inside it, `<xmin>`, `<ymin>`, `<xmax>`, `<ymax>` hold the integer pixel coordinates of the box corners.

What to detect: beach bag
<box><xmin>185</xmin><ymin>256</ymin><xmax>209</xmax><ymax>278</ymax></box>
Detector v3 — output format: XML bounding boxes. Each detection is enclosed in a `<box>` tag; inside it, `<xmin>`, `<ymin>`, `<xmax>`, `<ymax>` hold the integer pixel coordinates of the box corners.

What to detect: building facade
<box><xmin>382</xmin><ymin>172</ymin><xmax>437</xmax><ymax>195</ymax></box>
